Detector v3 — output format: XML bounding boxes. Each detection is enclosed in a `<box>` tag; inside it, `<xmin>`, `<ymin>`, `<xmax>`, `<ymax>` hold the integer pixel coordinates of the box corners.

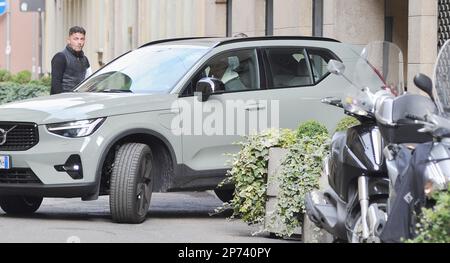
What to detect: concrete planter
<box><xmin>264</xmin><ymin>147</ymin><xmax>302</xmax><ymax>238</ymax></box>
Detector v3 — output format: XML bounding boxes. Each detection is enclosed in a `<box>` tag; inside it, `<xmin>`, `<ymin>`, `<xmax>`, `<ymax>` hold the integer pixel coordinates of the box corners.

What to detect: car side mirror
<box><xmin>327</xmin><ymin>60</ymin><xmax>346</xmax><ymax>76</ymax></box>
<box><xmin>195</xmin><ymin>77</ymin><xmax>225</xmax><ymax>102</ymax></box>
<box><xmin>414</xmin><ymin>73</ymin><xmax>434</xmax><ymax>101</ymax></box>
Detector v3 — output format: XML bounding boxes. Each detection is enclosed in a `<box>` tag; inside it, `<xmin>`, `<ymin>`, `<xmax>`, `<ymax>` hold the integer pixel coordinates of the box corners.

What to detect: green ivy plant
<box><xmin>217</xmin><ymin>129</ymin><xmax>296</xmax><ymax>225</ymax></box>
<box><xmin>267</xmin><ymin>121</ymin><xmax>330</xmax><ymax>237</ymax></box>
<box><xmin>217</xmin><ymin>118</ymin><xmax>362</xmax><ymax>237</ymax></box>
<box><xmin>408</xmin><ymin>187</ymin><xmax>450</xmax><ymax>243</ymax></box>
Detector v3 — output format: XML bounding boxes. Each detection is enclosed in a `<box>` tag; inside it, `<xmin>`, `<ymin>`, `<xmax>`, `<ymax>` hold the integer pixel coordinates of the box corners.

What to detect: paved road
<box><xmin>0</xmin><ymin>191</ymin><xmax>296</xmax><ymax>243</ymax></box>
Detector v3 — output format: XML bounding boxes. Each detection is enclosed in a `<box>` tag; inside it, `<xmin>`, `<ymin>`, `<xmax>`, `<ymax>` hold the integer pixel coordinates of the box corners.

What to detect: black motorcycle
<box><xmin>304</xmin><ymin>41</ymin><xmax>434</xmax><ymax>242</ymax></box>
<box><xmin>304</xmin><ymin>42</ymin><xmax>450</xmax><ymax>245</ymax></box>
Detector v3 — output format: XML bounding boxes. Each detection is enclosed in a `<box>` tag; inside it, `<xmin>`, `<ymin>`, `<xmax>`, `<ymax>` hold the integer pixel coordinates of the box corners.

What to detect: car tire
<box><xmin>0</xmin><ymin>196</ymin><xmax>43</xmax><ymax>215</ymax></box>
<box><xmin>302</xmin><ymin>213</ymin><xmax>334</xmax><ymax>243</ymax></box>
<box><xmin>110</xmin><ymin>143</ymin><xmax>154</xmax><ymax>224</ymax></box>
<box><xmin>214</xmin><ymin>188</ymin><xmax>234</xmax><ymax>203</ymax></box>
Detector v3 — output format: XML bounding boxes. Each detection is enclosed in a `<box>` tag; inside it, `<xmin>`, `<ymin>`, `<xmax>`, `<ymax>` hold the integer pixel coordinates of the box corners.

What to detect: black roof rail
<box><xmin>215</xmin><ymin>36</ymin><xmax>341</xmax><ymax>47</ymax></box>
<box><xmin>138</xmin><ymin>36</ymin><xmax>341</xmax><ymax>49</ymax></box>
<box><xmin>139</xmin><ymin>37</ymin><xmax>215</xmax><ymax>48</ymax></box>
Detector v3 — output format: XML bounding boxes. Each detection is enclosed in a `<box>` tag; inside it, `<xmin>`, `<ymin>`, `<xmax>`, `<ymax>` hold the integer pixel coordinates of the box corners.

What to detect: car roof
<box><xmin>139</xmin><ymin>36</ymin><xmax>340</xmax><ymax>49</ymax></box>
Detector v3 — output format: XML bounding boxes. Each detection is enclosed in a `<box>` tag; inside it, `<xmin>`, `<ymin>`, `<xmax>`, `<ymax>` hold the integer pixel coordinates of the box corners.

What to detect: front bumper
<box><xmin>0</xmin><ymin>123</ymin><xmax>107</xmax><ymax>197</ymax></box>
<box><xmin>0</xmin><ymin>183</ymin><xmax>98</xmax><ymax>197</ymax></box>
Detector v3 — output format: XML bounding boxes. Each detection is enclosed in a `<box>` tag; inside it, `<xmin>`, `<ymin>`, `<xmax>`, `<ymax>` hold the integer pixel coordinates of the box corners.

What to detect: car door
<box><xmin>260</xmin><ymin>46</ymin><xmax>346</xmax><ymax>131</ymax></box>
<box><xmin>177</xmin><ymin>48</ymin><xmax>276</xmax><ymax>173</ymax></box>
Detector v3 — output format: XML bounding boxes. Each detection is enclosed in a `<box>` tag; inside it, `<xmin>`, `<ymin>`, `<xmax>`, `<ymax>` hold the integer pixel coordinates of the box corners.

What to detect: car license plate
<box><xmin>0</xmin><ymin>156</ymin><xmax>11</xmax><ymax>169</ymax></box>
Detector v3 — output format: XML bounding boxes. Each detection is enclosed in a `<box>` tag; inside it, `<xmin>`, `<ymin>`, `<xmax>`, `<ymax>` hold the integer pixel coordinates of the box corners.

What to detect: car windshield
<box><xmin>76</xmin><ymin>45</ymin><xmax>210</xmax><ymax>94</ymax></box>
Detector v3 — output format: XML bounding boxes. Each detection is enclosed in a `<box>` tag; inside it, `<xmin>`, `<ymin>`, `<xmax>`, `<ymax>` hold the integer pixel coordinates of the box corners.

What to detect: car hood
<box><xmin>0</xmin><ymin>92</ymin><xmax>177</xmax><ymax>125</ymax></box>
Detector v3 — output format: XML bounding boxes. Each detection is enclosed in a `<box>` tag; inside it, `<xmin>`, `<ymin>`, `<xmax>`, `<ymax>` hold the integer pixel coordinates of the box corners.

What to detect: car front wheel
<box><xmin>110</xmin><ymin>143</ymin><xmax>154</xmax><ymax>224</ymax></box>
<box><xmin>0</xmin><ymin>196</ymin><xmax>43</xmax><ymax>215</ymax></box>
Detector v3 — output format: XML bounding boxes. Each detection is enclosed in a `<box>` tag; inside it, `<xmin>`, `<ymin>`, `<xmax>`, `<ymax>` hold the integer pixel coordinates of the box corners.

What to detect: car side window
<box><xmin>307</xmin><ymin>48</ymin><xmax>337</xmax><ymax>83</ymax></box>
<box><xmin>265</xmin><ymin>48</ymin><xmax>313</xmax><ymax>89</ymax></box>
<box><xmin>188</xmin><ymin>49</ymin><xmax>260</xmax><ymax>95</ymax></box>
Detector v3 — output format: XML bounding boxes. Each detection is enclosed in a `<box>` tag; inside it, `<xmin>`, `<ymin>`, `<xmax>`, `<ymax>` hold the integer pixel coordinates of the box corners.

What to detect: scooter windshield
<box><xmin>433</xmin><ymin>39</ymin><xmax>450</xmax><ymax>117</ymax></box>
<box><xmin>342</xmin><ymin>41</ymin><xmax>404</xmax><ymax>115</ymax></box>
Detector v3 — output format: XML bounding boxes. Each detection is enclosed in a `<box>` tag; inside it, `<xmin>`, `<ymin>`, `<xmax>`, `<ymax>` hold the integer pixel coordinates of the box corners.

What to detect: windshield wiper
<box><xmin>100</xmin><ymin>89</ymin><xmax>133</xmax><ymax>93</ymax></box>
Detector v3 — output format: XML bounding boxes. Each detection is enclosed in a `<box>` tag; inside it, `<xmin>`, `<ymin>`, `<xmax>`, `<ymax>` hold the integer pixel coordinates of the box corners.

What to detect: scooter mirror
<box><xmin>414</xmin><ymin>73</ymin><xmax>434</xmax><ymax>101</ymax></box>
<box><xmin>321</xmin><ymin>97</ymin><xmax>343</xmax><ymax>108</ymax></box>
<box><xmin>327</xmin><ymin>60</ymin><xmax>346</xmax><ymax>76</ymax></box>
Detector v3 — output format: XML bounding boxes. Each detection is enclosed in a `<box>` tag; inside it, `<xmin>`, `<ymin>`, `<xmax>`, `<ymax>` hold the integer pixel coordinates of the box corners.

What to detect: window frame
<box><xmin>261</xmin><ymin>46</ymin><xmax>341</xmax><ymax>90</ymax></box>
<box><xmin>307</xmin><ymin>47</ymin><xmax>341</xmax><ymax>85</ymax></box>
<box><xmin>179</xmin><ymin>47</ymin><xmax>266</xmax><ymax>97</ymax></box>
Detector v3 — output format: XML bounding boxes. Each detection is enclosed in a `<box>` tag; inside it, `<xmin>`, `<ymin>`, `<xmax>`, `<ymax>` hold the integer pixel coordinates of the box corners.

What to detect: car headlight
<box><xmin>423</xmin><ymin>161</ymin><xmax>449</xmax><ymax>197</ymax></box>
<box><xmin>47</xmin><ymin>118</ymin><xmax>106</xmax><ymax>138</ymax></box>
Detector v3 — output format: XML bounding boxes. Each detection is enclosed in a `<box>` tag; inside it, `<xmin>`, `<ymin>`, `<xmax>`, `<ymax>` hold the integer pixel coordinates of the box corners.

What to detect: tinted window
<box><xmin>266</xmin><ymin>48</ymin><xmax>313</xmax><ymax>88</ymax></box>
<box><xmin>191</xmin><ymin>49</ymin><xmax>260</xmax><ymax>94</ymax></box>
<box><xmin>308</xmin><ymin>49</ymin><xmax>337</xmax><ymax>83</ymax></box>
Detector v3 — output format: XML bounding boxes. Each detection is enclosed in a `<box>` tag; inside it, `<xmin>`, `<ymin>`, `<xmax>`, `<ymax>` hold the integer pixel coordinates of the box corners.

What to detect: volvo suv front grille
<box><xmin>0</xmin><ymin>122</ymin><xmax>39</xmax><ymax>151</ymax></box>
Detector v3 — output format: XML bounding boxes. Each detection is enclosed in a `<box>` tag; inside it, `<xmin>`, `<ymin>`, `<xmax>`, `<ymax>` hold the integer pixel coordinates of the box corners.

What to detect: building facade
<box><xmin>0</xmin><ymin>0</ymin><xmax>42</xmax><ymax>76</ymax></box>
<box><xmin>1</xmin><ymin>0</ymin><xmax>442</xmax><ymax>92</ymax></box>
<box><xmin>43</xmin><ymin>0</ymin><xmax>316</xmax><ymax>74</ymax></box>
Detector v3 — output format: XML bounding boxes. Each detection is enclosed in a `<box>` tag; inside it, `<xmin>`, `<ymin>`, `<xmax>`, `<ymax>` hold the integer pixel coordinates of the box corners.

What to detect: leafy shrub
<box><xmin>0</xmin><ymin>82</ymin><xmax>50</xmax><ymax>105</ymax></box>
<box><xmin>218</xmin><ymin>129</ymin><xmax>297</xmax><ymax>225</ymax></box>
<box><xmin>39</xmin><ymin>75</ymin><xmax>52</xmax><ymax>86</ymax></box>
<box><xmin>11</xmin><ymin>70</ymin><xmax>32</xmax><ymax>84</ymax></box>
<box><xmin>296</xmin><ymin>120</ymin><xmax>329</xmax><ymax>138</ymax></box>
<box><xmin>30</xmin><ymin>74</ymin><xmax>52</xmax><ymax>87</ymax></box>
<box><xmin>408</xmin><ymin>187</ymin><xmax>450</xmax><ymax>243</ymax></box>
<box><xmin>335</xmin><ymin>116</ymin><xmax>360</xmax><ymax>132</ymax></box>
<box><xmin>218</xmin><ymin>120</ymin><xmax>331</xmax><ymax>238</ymax></box>
<box><xmin>0</xmin><ymin>69</ymin><xmax>12</xmax><ymax>82</ymax></box>
<box><xmin>268</xmin><ymin>121</ymin><xmax>330</xmax><ymax>237</ymax></box>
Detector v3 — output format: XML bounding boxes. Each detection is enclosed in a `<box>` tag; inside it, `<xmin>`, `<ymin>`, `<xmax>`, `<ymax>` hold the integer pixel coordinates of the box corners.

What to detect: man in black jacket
<box><xmin>51</xmin><ymin>26</ymin><xmax>91</xmax><ymax>95</ymax></box>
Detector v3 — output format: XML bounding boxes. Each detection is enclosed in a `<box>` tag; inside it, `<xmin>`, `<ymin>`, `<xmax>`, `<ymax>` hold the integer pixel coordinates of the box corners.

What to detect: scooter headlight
<box><xmin>423</xmin><ymin>161</ymin><xmax>449</xmax><ymax>197</ymax></box>
<box><xmin>47</xmin><ymin>118</ymin><xmax>106</xmax><ymax>138</ymax></box>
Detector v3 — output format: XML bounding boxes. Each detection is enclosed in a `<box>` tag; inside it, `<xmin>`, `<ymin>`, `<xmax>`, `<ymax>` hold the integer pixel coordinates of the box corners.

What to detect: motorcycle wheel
<box><xmin>348</xmin><ymin>201</ymin><xmax>387</xmax><ymax>243</ymax></box>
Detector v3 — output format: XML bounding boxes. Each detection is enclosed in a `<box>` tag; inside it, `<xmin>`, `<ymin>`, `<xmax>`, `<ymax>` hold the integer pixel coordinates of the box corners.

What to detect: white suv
<box><xmin>0</xmin><ymin>37</ymin><xmax>354</xmax><ymax>223</ymax></box>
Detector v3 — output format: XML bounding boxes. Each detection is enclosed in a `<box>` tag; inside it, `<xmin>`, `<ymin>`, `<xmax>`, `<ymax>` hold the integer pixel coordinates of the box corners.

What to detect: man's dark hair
<box><xmin>69</xmin><ymin>26</ymin><xmax>86</xmax><ymax>36</ymax></box>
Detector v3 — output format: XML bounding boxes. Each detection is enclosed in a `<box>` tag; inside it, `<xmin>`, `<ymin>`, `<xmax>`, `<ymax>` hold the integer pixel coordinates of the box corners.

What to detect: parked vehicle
<box><xmin>379</xmin><ymin>40</ymin><xmax>450</xmax><ymax>242</ymax></box>
<box><xmin>305</xmin><ymin>40</ymin><xmax>450</xmax><ymax>243</ymax></box>
<box><xmin>304</xmin><ymin>41</ymin><xmax>408</xmax><ymax>242</ymax></box>
<box><xmin>0</xmin><ymin>36</ymin><xmax>357</xmax><ymax>223</ymax></box>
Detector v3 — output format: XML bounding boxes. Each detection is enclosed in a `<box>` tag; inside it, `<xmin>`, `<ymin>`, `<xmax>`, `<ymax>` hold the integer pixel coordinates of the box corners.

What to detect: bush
<box><xmin>11</xmin><ymin>70</ymin><xmax>32</xmax><ymax>84</ymax></box>
<box><xmin>218</xmin><ymin>120</ymin><xmax>331</xmax><ymax>238</ymax></box>
<box><xmin>1</xmin><ymin>69</ymin><xmax>51</xmax><ymax>87</ymax></box>
<box><xmin>335</xmin><ymin>116</ymin><xmax>360</xmax><ymax>133</ymax></box>
<box><xmin>217</xmin><ymin>129</ymin><xmax>297</xmax><ymax>225</ymax></box>
<box><xmin>0</xmin><ymin>82</ymin><xmax>50</xmax><ymax>105</ymax></box>
<box><xmin>0</xmin><ymin>69</ymin><xmax>12</xmax><ymax>82</ymax></box>
<box><xmin>408</xmin><ymin>187</ymin><xmax>450</xmax><ymax>243</ymax></box>
<box><xmin>296</xmin><ymin>120</ymin><xmax>329</xmax><ymax>138</ymax></box>
<box><xmin>30</xmin><ymin>74</ymin><xmax>51</xmax><ymax>87</ymax></box>
<box><xmin>267</xmin><ymin>121</ymin><xmax>330</xmax><ymax>237</ymax></box>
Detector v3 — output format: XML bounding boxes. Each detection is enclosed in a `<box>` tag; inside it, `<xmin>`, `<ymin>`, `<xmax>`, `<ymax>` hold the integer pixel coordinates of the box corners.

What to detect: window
<box><xmin>266</xmin><ymin>48</ymin><xmax>313</xmax><ymax>88</ymax></box>
<box><xmin>188</xmin><ymin>49</ymin><xmax>260</xmax><ymax>94</ymax></box>
<box><xmin>307</xmin><ymin>49</ymin><xmax>336</xmax><ymax>83</ymax></box>
<box><xmin>77</xmin><ymin>45</ymin><xmax>209</xmax><ymax>94</ymax></box>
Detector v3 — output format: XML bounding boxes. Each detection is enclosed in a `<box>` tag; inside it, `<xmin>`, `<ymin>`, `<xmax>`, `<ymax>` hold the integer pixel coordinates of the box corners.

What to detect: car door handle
<box><xmin>244</xmin><ymin>104</ymin><xmax>266</xmax><ymax>111</ymax></box>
